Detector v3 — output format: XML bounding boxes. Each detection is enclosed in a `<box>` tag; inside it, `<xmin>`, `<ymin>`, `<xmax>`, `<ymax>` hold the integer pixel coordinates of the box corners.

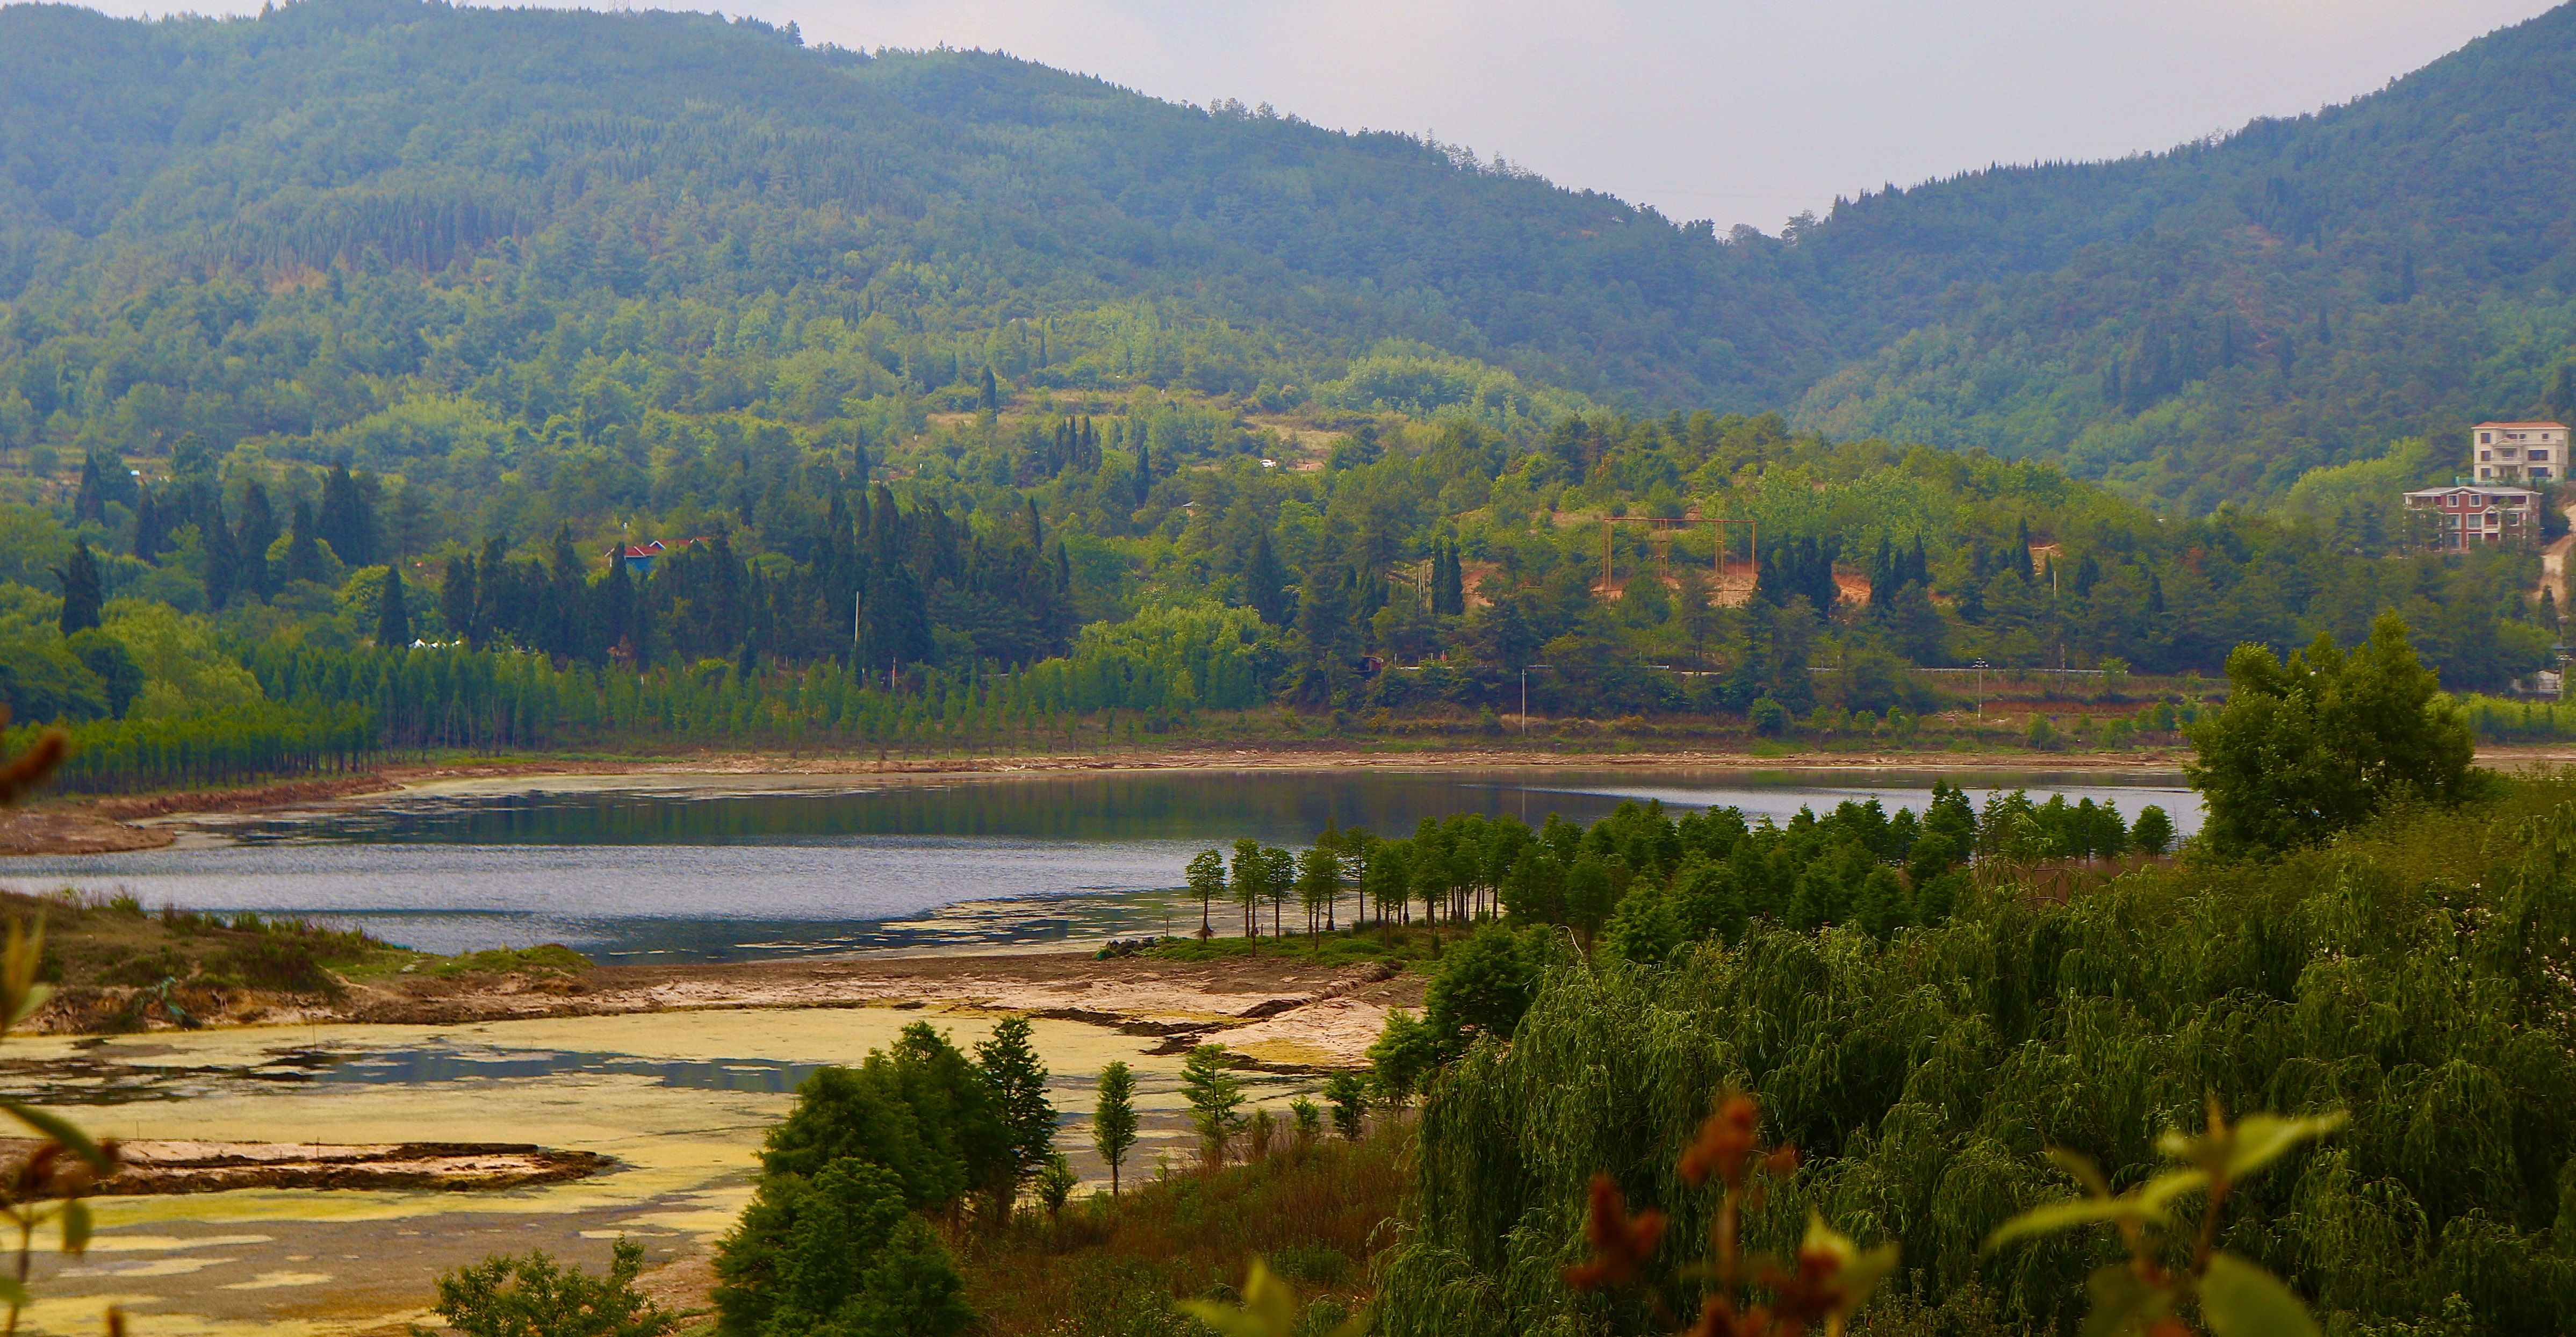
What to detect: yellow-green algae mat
<box><xmin>5</xmin><ymin>1007</ymin><xmax>1292</xmax><ymax>1336</ymax></box>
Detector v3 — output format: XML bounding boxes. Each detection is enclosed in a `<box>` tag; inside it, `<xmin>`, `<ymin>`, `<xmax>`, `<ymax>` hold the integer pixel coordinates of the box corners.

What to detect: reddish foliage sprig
<box><xmin>0</xmin><ymin>708</ymin><xmax>67</xmax><ymax>809</ymax></box>
<box><xmin>1569</xmin><ymin>1094</ymin><xmax>1883</xmax><ymax>1337</ymax></box>
<box><xmin>1566</xmin><ymin>1174</ymin><xmax>1667</xmax><ymax>1289</ymax></box>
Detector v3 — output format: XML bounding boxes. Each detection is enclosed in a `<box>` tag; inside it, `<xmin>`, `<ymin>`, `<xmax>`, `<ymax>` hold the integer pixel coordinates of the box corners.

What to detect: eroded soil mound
<box><xmin>0</xmin><ymin>1137</ymin><xmax>611</xmax><ymax>1196</ymax></box>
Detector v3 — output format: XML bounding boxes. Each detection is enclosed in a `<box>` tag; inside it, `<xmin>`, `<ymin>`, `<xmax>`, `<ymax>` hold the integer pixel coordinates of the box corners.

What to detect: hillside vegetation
<box><xmin>12</xmin><ymin>0</ymin><xmax>2576</xmax><ymax>509</ymax></box>
<box><xmin>0</xmin><ymin>1</ymin><xmax>2570</xmax><ymax>788</ymax></box>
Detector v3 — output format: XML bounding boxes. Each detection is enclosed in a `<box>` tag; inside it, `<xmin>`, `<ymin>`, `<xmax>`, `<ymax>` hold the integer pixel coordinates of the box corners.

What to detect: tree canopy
<box><xmin>2186</xmin><ymin>613</ymin><xmax>2478</xmax><ymax>855</ymax></box>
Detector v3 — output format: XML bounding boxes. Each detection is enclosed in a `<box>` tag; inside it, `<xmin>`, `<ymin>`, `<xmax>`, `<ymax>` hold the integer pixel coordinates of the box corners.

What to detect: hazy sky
<box><xmin>87</xmin><ymin>0</ymin><xmax>2563</xmax><ymax>231</ymax></box>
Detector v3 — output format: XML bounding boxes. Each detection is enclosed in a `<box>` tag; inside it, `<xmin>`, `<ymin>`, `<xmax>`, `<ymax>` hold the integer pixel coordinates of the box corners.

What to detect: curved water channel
<box><xmin>2</xmin><ymin>766</ymin><xmax>2203</xmax><ymax>961</ymax></box>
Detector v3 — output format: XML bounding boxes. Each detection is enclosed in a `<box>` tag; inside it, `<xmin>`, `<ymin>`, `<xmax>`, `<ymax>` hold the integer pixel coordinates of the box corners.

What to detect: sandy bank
<box><xmin>29</xmin><ymin>948</ymin><xmax>1429</xmax><ymax>1070</ymax></box>
<box><xmin>334</xmin><ymin>951</ymin><xmax>1427</xmax><ymax>1070</ymax></box>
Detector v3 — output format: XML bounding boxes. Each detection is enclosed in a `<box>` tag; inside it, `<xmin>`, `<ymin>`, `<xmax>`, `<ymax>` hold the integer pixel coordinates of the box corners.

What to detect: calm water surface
<box><xmin>1</xmin><ymin>770</ymin><xmax>2200</xmax><ymax>961</ymax></box>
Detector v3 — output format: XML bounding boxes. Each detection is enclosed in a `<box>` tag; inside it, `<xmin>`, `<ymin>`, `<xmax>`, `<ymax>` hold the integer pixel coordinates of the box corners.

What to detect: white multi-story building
<box><xmin>2404</xmin><ymin>483</ymin><xmax>2542</xmax><ymax>550</ymax></box>
<box><xmin>2472</xmin><ymin>420</ymin><xmax>2566</xmax><ymax>483</ymax></box>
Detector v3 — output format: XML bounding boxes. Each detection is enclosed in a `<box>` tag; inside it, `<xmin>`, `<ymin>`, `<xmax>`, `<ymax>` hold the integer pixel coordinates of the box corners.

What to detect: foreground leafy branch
<box><xmin>0</xmin><ymin>717</ymin><xmax>117</xmax><ymax>1336</ymax></box>
<box><xmin>1567</xmin><ymin>1093</ymin><xmax>1895</xmax><ymax>1337</ymax></box>
<box><xmin>1985</xmin><ymin>1099</ymin><xmax>2346</xmax><ymax>1337</ymax></box>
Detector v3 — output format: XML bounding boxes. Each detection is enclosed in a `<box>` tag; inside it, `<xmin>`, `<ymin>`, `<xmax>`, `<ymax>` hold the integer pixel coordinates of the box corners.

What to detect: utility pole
<box><xmin>1522</xmin><ymin>664</ymin><xmax>1552</xmax><ymax>735</ymax></box>
<box><xmin>1973</xmin><ymin>658</ymin><xmax>1989</xmax><ymax>716</ymax></box>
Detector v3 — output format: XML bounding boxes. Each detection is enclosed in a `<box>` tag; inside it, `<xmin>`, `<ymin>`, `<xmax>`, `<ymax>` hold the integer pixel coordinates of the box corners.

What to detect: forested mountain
<box><xmin>8</xmin><ymin>0</ymin><xmax>2576</xmax><ymax>507</ymax></box>
<box><xmin>0</xmin><ymin>0</ymin><xmax>1814</xmax><ymax>420</ymax></box>
<box><xmin>1786</xmin><ymin>4</ymin><xmax>2576</xmax><ymax>508</ymax></box>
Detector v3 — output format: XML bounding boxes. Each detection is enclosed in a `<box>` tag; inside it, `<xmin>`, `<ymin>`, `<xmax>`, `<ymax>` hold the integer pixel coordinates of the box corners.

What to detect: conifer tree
<box><xmin>1179</xmin><ymin>1044</ymin><xmax>1244</xmax><ymax>1170</ymax></box>
<box><xmin>377</xmin><ymin>563</ymin><xmax>411</xmax><ymax>648</ymax></box>
<box><xmin>53</xmin><ymin>539</ymin><xmax>100</xmax><ymax>635</ymax></box>
<box><xmin>441</xmin><ymin>554</ymin><xmax>477</xmax><ymax>645</ymax></box>
<box><xmin>1243</xmin><ymin>528</ymin><xmax>1290</xmax><ymax>625</ymax></box>
<box><xmin>235</xmin><ymin>482</ymin><xmax>279</xmax><ymax>600</ymax></box>
<box><xmin>973</xmin><ymin>1016</ymin><xmax>1053</xmax><ymax>1194</ymax></box>
<box><xmin>200</xmin><ymin>492</ymin><xmax>237</xmax><ymax>610</ymax></box>
<box><xmin>1092</xmin><ymin>1060</ymin><xmax>1138</xmax><ymax>1198</ymax></box>
<box><xmin>282</xmin><ymin>498</ymin><xmax>328</xmax><ymax>585</ymax></box>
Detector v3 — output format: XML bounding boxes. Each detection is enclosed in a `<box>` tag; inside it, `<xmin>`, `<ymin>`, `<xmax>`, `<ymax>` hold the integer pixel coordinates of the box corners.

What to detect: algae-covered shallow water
<box><xmin>2</xmin><ymin>768</ymin><xmax>2199</xmax><ymax>961</ymax></box>
<box><xmin>12</xmin><ymin>1007</ymin><xmax>1287</xmax><ymax>1336</ymax></box>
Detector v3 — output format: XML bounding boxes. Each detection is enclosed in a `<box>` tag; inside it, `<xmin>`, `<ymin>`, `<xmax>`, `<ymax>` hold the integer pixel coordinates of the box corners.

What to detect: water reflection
<box><xmin>2</xmin><ymin>769</ymin><xmax>2198</xmax><ymax>962</ymax></box>
<box><xmin>301</xmin><ymin>1047</ymin><xmax>828</xmax><ymax>1093</ymax></box>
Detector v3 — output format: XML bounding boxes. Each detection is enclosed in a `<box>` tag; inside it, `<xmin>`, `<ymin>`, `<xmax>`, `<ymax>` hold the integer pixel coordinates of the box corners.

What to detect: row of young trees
<box><xmin>1179</xmin><ymin>784</ymin><xmax>2177</xmax><ymax>955</ymax></box>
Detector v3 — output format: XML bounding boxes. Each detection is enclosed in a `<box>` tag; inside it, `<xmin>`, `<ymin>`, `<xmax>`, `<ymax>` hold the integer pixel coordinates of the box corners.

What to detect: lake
<box><xmin>0</xmin><ymin>768</ymin><xmax>2201</xmax><ymax>962</ymax></box>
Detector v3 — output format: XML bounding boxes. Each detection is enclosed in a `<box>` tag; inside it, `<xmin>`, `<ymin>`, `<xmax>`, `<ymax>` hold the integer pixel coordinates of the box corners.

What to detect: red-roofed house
<box><xmin>2404</xmin><ymin>484</ymin><xmax>2541</xmax><ymax>551</ymax></box>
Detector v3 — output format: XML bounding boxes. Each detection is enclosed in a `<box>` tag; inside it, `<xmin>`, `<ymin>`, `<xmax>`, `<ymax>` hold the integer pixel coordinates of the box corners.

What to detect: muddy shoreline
<box><xmin>26</xmin><ymin>949</ymin><xmax>1429</xmax><ymax>1070</ymax></box>
<box><xmin>0</xmin><ymin>744</ymin><xmax>2234</xmax><ymax>858</ymax></box>
<box><xmin>13</xmin><ymin>739</ymin><xmax>2573</xmax><ymax>858</ymax></box>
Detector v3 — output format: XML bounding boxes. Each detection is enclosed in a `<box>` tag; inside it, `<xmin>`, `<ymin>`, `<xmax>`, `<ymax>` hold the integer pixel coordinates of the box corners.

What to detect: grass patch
<box><xmin>1147</xmin><ymin>926</ymin><xmax>1444</xmax><ymax>968</ymax></box>
<box><xmin>426</xmin><ymin>944</ymin><xmax>594</xmax><ymax>979</ymax></box>
<box><xmin>0</xmin><ymin>888</ymin><xmax>388</xmax><ymax>996</ymax></box>
<box><xmin>956</xmin><ymin>1124</ymin><xmax>1411</xmax><ymax>1336</ymax></box>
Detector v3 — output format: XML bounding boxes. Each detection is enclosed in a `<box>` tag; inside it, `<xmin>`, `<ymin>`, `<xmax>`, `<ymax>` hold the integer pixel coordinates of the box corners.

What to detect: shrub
<box><xmin>716</xmin><ymin>1158</ymin><xmax>971</xmax><ymax>1337</ymax></box>
<box><xmin>424</xmin><ymin>1237</ymin><xmax>674</xmax><ymax>1337</ymax></box>
<box><xmin>210</xmin><ymin>938</ymin><xmax>340</xmax><ymax>995</ymax></box>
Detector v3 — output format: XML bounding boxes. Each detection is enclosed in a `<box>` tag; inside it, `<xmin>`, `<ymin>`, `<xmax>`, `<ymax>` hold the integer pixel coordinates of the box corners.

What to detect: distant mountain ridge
<box><xmin>6</xmin><ymin>0</ymin><xmax>2576</xmax><ymax>508</ymax></box>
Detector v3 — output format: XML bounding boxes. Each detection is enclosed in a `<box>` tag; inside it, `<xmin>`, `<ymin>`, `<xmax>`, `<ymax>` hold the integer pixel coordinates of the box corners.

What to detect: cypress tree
<box><xmin>282</xmin><ymin>497</ymin><xmax>328</xmax><ymax>585</ymax></box>
<box><xmin>319</xmin><ymin>462</ymin><xmax>378</xmax><ymax>567</ymax></box>
<box><xmin>73</xmin><ymin>452</ymin><xmax>105</xmax><ymax>524</ymax></box>
<box><xmin>441</xmin><ymin>554</ymin><xmax>477</xmax><ymax>645</ymax></box>
<box><xmin>201</xmin><ymin>491</ymin><xmax>238</xmax><ymax>610</ymax></box>
<box><xmin>236</xmin><ymin>482</ymin><xmax>279</xmax><ymax>600</ymax></box>
<box><xmin>131</xmin><ymin>487</ymin><xmax>161</xmax><ymax>563</ymax></box>
<box><xmin>377</xmin><ymin>563</ymin><xmax>411</xmax><ymax>648</ymax></box>
<box><xmin>1244</xmin><ymin>528</ymin><xmax>1290</xmax><ymax>624</ymax></box>
<box><xmin>1132</xmin><ymin>435</ymin><xmax>1153</xmax><ymax>506</ymax></box>
<box><xmin>54</xmin><ymin>538</ymin><xmax>102</xmax><ymax>635</ymax></box>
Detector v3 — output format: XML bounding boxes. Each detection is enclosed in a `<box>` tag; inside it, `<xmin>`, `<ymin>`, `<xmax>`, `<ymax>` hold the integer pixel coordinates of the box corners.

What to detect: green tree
<box><xmin>1179</xmin><ymin>1043</ymin><xmax>1246</xmax><ymax>1168</ymax></box>
<box><xmin>1297</xmin><ymin>843</ymin><xmax>1341</xmax><ymax>935</ymax></box>
<box><xmin>1289</xmin><ymin>1096</ymin><xmax>1322</xmax><ymax>1145</ymax></box>
<box><xmin>973</xmin><ymin>1016</ymin><xmax>1053</xmax><ymax>1194</ymax></box>
<box><xmin>1424</xmin><ymin>924</ymin><xmax>1541</xmax><ymax>1054</ymax></box>
<box><xmin>1365</xmin><ymin>1009</ymin><xmax>1438</xmax><ymax>1109</ymax></box>
<box><xmin>1322</xmin><ymin>1071</ymin><xmax>1368</xmax><ymax>1139</ymax></box>
<box><xmin>425</xmin><ymin>1238</ymin><xmax>675</xmax><ymax>1337</ymax></box>
<box><xmin>2186</xmin><ymin>613</ymin><xmax>2477</xmax><ymax>856</ymax></box>
<box><xmin>1231</xmin><ymin>837</ymin><xmax>1265</xmax><ymax>938</ymax></box>
<box><xmin>1260</xmin><ymin>844</ymin><xmax>1297</xmax><ymax>938</ymax></box>
<box><xmin>62</xmin><ymin>629</ymin><xmax>141</xmax><ymax>719</ymax></box>
<box><xmin>2133</xmin><ymin>803</ymin><xmax>2176</xmax><ymax>854</ymax></box>
<box><xmin>716</xmin><ymin>1158</ymin><xmax>973</xmax><ymax>1337</ymax></box>
<box><xmin>377</xmin><ymin>563</ymin><xmax>412</xmax><ymax>648</ymax></box>
<box><xmin>1033</xmin><ymin>1153</ymin><xmax>1077</xmax><ymax>1221</ymax></box>
<box><xmin>1243</xmin><ymin>528</ymin><xmax>1291</xmax><ymax>626</ymax></box>
<box><xmin>1091</xmin><ymin>1060</ymin><xmax>1138</xmax><ymax>1198</ymax></box>
<box><xmin>1564</xmin><ymin>855</ymin><xmax>1616</xmax><ymax>939</ymax></box>
<box><xmin>51</xmin><ymin>538</ymin><xmax>99</xmax><ymax>636</ymax></box>
<box><xmin>1185</xmin><ymin>848</ymin><xmax>1227</xmax><ymax>939</ymax></box>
